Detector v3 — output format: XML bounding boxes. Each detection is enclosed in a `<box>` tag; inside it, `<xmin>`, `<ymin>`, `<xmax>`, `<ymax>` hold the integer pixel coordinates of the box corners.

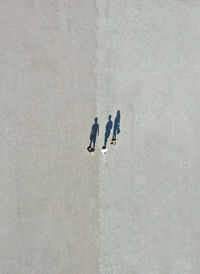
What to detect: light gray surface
<box><xmin>0</xmin><ymin>1</ymin><xmax>99</xmax><ymax>273</ymax></box>
<box><xmin>97</xmin><ymin>0</ymin><xmax>200</xmax><ymax>273</ymax></box>
<box><xmin>1</xmin><ymin>1</ymin><xmax>200</xmax><ymax>273</ymax></box>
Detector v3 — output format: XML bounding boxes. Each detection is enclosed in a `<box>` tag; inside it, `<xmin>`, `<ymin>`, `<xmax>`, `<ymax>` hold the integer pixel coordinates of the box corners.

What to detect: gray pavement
<box><xmin>0</xmin><ymin>1</ymin><xmax>99</xmax><ymax>274</ymax></box>
<box><xmin>97</xmin><ymin>1</ymin><xmax>200</xmax><ymax>273</ymax></box>
<box><xmin>1</xmin><ymin>1</ymin><xmax>200</xmax><ymax>274</ymax></box>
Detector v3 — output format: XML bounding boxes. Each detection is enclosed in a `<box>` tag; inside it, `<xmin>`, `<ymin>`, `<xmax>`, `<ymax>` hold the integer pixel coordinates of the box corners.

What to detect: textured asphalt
<box><xmin>97</xmin><ymin>1</ymin><xmax>200</xmax><ymax>273</ymax></box>
<box><xmin>0</xmin><ymin>1</ymin><xmax>99</xmax><ymax>274</ymax></box>
<box><xmin>1</xmin><ymin>1</ymin><xmax>200</xmax><ymax>274</ymax></box>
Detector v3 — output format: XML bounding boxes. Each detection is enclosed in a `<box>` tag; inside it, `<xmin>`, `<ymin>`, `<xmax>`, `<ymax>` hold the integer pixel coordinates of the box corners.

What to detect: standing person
<box><xmin>101</xmin><ymin>115</ymin><xmax>113</xmax><ymax>155</ymax></box>
<box><xmin>104</xmin><ymin>115</ymin><xmax>113</xmax><ymax>147</ymax></box>
<box><xmin>111</xmin><ymin>110</ymin><xmax>120</xmax><ymax>144</ymax></box>
<box><xmin>87</xmin><ymin>117</ymin><xmax>99</xmax><ymax>152</ymax></box>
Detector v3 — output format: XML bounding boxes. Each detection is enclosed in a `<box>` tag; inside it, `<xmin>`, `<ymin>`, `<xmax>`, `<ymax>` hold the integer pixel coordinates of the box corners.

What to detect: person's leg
<box><xmin>107</xmin><ymin>129</ymin><xmax>111</xmax><ymax>144</ymax></box>
<box><xmin>112</xmin><ymin>130</ymin><xmax>115</xmax><ymax>140</ymax></box>
<box><xmin>113</xmin><ymin>128</ymin><xmax>116</xmax><ymax>140</ymax></box>
<box><xmin>92</xmin><ymin>137</ymin><xmax>96</xmax><ymax>149</ymax></box>
<box><xmin>104</xmin><ymin>134</ymin><xmax>107</xmax><ymax>146</ymax></box>
<box><xmin>89</xmin><ymin>137</ymin><xmax>92</xmax><ymax>147</ymax></box>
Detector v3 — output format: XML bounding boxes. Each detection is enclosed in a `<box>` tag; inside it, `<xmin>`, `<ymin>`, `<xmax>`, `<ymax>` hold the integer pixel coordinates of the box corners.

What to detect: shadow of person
<box><xmin>111</xmin><ymin>110</ymin><xmax>121</xmax><ymax>144</ymax></box>
<box><xmin>87</xmin><ymin>117</ymin><xmax>99</xmax><ymax>152</ymax></box>
<box><xmin>103</xmin><ymin>115</ymin><xmax>113</xmax><ymax>148</ymax></box>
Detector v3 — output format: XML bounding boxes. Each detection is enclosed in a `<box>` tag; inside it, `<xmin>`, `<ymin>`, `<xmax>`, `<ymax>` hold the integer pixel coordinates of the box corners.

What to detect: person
<box><xmin>87</xmin><ymin>117</ymin><xmax>99</xmax><ymax>152</ymax></box>
<box><xmin>111</xmin><ymin>110</ymin><xmax>120</xmax><ymax>144</ymax></box>
<box><xmin>104</xmin><ymin>115</ymin><xmax>113</xmax><ymax>147</ymax></box>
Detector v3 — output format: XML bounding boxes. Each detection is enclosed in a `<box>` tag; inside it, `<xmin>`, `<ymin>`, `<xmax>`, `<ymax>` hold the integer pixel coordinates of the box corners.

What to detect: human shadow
<box><xmin>87</xmin><ymin>117</ymin><xmax>99</xmax><ymax>152</ymax></box>
<box><xmin>102</xmin><ymin>115</ymin><xmax>113</xmax><ymax>149</ymax></box>
<box><xmin>111</xmin><ymin>110</ymin><xmax>121</xmax><ymax>143</ymax></box>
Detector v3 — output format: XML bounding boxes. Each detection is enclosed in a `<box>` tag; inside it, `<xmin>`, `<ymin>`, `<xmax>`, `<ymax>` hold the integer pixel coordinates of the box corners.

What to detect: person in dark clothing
<box><xmin>111</xmin><ymin>110</ymin><xmax>120</xmax><ymax>144</ymax></box>
<box><xmin>87</xmin><ymin>117</ymin><xmax>99</xmax><ymax>152</ymax></box>
<box><xmin>101</xmin><ymin>115</ymin><xmax>113</xmax><ymax>155</ymax></box>
<box><xmin>104</xmin><ymin>115</ymin><xmax>113</xmax><ymax>147</ymax></box>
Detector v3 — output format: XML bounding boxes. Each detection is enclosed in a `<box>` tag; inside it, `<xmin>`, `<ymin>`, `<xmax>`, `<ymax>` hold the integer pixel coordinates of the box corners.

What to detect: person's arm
<box><xmin>98</xmin><ymin>124</ymin><xmax>99</xmax><ymax>136</ymax></box>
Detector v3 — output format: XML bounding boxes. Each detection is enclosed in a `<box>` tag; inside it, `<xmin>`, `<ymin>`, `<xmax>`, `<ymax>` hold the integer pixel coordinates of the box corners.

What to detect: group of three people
<box><xmin>87</xmin><ymin>110</ymin><xmax>121</xmax><ymax>154</ymax></box>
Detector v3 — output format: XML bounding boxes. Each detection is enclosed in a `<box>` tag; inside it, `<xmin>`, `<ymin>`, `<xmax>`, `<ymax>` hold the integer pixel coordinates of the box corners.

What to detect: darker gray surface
<box><xmin>0</xmin><ymin>1</ymin><xmax>99</xmax><ymax>273</ymax></box>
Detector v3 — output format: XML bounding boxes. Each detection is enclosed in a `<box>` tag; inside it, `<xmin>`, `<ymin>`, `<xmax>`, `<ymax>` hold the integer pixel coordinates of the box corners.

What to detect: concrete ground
<box><xmin>0</xmin><ymin>1</ymin><xmax>99</xmax><ymax>274</ymax></box>
<box><xmin>1</xmin><ymin>1</ymin><xmax>200</xmax><ymax>274</ymax></box>
<box><xmin>97</xmin><ymin>1</ymin><xmax>200</xmax><ymax>273</ymax></box>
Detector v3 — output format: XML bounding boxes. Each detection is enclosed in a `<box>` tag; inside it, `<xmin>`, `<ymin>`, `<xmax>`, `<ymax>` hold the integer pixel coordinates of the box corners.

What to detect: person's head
<box><xmin>108</xmin><ymin>115</ymin><xmax>112</xmax><ymax>121</ymax></box>
<box><xmin>117</xmin><ymin>110</ymin><xmax>120</xmax><ymax>117</ymax></box>
<box><xmin>94</xmin><ymin>117</ymin><xmax>98</xmax><ymax>123</ymax></box>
